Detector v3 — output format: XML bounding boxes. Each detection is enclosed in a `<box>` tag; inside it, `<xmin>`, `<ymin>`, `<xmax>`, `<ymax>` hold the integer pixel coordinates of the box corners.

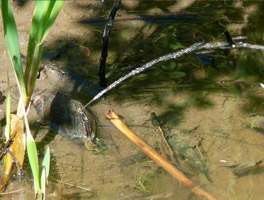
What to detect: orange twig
<box><xmin>106</xmin><ymin>109</ymin><xmax>219</xmax><ymax>200</ymax></box>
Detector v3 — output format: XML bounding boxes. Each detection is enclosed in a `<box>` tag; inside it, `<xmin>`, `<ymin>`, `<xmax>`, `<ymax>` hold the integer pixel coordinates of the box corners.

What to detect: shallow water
<box><xmin>1</xmin><ymin>1</ymin><xmax>264</xmax><ymax>200</ymax></box>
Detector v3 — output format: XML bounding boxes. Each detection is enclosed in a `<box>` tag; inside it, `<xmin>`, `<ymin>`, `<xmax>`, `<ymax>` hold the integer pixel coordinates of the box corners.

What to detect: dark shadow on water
<box><xmin>49</xmin><ymin>93</ymin><xmax>73</xmax><ymax>127</ymax></box>
<box><xmin>241</xmin><ymin>94</ymin><xmax>264</xmax><ymax>114</ymax></box>
<box><xmin>37</xmin><ymin>1</ymin><xmax>264</xmax><ymax>129</ymax></box>
<box><xmin>157</xmin><ymin>105</ymin><xmax>185</xmax><ymax>127</ymax></box>
<box><xmin>12</xmin><ymin>0</ymin><xmax>28</xmax><ymax>7</ymax></box>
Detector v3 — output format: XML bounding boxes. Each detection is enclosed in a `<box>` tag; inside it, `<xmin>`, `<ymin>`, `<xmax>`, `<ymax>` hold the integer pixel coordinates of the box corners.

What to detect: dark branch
<box><xmin>98</xmin><ymin>0</ymin><xmax>122</xmax><ymax>87</ymax></box>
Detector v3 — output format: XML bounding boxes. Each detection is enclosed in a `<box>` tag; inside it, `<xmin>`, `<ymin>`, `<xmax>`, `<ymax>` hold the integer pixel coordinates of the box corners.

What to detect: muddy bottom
<box><xmin>2</xmin><ymin>87</ymin><xmax>264</xmax><ymax>200</ymax></box>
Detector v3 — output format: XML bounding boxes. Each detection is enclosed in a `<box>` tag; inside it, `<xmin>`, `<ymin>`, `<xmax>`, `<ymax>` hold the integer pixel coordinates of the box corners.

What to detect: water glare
<box><xmin>84</xmin><ymin>41</ymin><xmax>264</xmax><ymax>108</ymax></box>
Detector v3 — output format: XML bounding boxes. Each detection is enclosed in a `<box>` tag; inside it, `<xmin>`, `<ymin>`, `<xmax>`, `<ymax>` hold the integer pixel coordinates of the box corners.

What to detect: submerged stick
<box><xmin>98</xmin><ymin>0</ymin><xmax>122</xmax><ymax>87</ymax></box>
<box><xmin>106</xmin><ymin>109</ymin><xmax>219</xmax><ymax>200</ymax></box>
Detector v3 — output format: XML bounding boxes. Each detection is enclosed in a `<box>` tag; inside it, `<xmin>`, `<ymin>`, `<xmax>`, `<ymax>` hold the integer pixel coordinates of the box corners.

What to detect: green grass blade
<box><xmin>35</xmin><ymin>1</ymin><xmax>51</xmax><ymax>43</ymax></box>
<box><xmin>24</xmin><ymin>0</ymin><xmax>64</xmax><ymax>105</ymax></box>
<box><xmin>42</xmin><ymin>146</ymin><xmax>50</xmax><ymax>183</ymax></box>
<box><xmin>1</xmin><ymin>0</ymin><xmax>27</xmax><ymax>101</ymax></box>
<box><xmin>24</xmin><ymin>0</ymin><xmax>48</xmax><ymax>102</ymax></box>
<box><xmin>1</xmin><ymin>0</ymin><xmax>63</xmax><ymax>196</ymax></box>
<box><xmin>40</xmin><ymin>1</ymin><xmax>64</xmax><ymax>44</ymax></box>
<box><xmin>41</xmin><ymin>167</ymin><xmax>46</xmax><ymax>200</ymax></box>
<box><xmin>25</xmin><ymin>0</ymin><xmax>46</xmax><ymax>68</ymax></box>
<box><xmin>26</xmin><ymin>131</ymin><xmax>40</xmax><ymax>191</ymax></box>
<box><xmin>41</xmin><ymin>146</ymin><xmax>50</xmax><ymax>200</ymax></box>
<box><xmin>24</xmin><ymin>44</ymin><xmax>44</xmax><ymax>105</ymax></box>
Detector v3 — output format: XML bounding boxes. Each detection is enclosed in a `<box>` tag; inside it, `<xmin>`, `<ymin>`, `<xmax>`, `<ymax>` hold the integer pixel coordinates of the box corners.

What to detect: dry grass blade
<box><xmin>9</xmin><ymin>114</ymin><xmax>26</xmax><ymax>171</ymax></box>
<box><xmin>0</xmin><ymin>114</ymin><xmax>25</xmax><ymax>191</ymax></box>
<box><xmin>106</xmin><ymin>109</ymin><xmax>219</xmax><ymax>200</ymax></box>
<box><xmin>0</xmin><ymin>150</ymin><xmax>13</xmax><ymax>192</ymax></box>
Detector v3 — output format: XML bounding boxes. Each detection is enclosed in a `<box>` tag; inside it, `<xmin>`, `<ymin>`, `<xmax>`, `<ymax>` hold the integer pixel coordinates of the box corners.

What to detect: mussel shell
<box><xmin>33</xmin><ymin>92</ymin><xmax>96</xmax><ymax>143</ymax></box>
<box><xmin>232</xmin><ymin>160</ymin><xmax>261</xmax><ymax>177</ymax></box>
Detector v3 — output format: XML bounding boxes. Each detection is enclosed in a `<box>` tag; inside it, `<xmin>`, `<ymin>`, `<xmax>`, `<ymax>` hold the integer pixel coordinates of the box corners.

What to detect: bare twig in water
<box><xmin>116</xmin><ymin>191</ymin><xmax>173</xmax><ymax>200</ymax></box>
<box><xmin>141</xmin><ymin>192</ymin><xmax>173</xmax><ymax>200</ymax></box>
<box><xmin>98</xmin><ymin>0</ymin><xmax>122</xmax><ymax>87</ymax></box>
<box><xmin>0</xmin><ymin>189</ymin><xmax>23</xmax><ymax>195</ymax></box>
<box><xmin>106</xmin><ymin>109</ymin><xmax>219</xmax><ymax>200</ymax></box>
<box><xmin>50</xmin><ymin>176</ymin><xmax>93</xmax><ymax>193</ymax></box>
<box><xmin>224</xmin><ymin>31</ymin><xmax>235</xmax><ymax>48</ymax></box>
<box><xmin>158</xmin><ymin>127</ymin><xmax>176</xmax><ymax>163</ymax></box>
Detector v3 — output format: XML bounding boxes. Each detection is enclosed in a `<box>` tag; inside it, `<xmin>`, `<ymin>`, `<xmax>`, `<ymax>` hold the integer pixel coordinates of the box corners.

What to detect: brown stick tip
<box><xmin>106</xmin><ymin>109</ymin><xmax>115</xmax><ymax>119</ymax></box>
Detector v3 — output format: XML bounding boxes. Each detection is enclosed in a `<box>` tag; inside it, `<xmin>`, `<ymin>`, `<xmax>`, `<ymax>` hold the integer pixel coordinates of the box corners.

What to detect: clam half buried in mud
<box><xmin>33</xmin><ymin>92</ymin><xmax>96</xmax><ymax>149</ymax></box>
<box><xmin>231</xmin><ymin>160</ymin><xmax>263</xmax><ymax>177</ymax></box>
